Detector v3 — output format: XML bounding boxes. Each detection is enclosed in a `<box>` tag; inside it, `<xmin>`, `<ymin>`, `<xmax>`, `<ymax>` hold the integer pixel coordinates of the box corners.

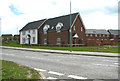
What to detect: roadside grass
<box><xmin>2</xmin><ymin>43</ymin><xmax>119</xmax><ymax>53</ymax></box>
<box><xmin>1</xmin><ymin>60</ymin><xmax>41</xmax><ymax>79</ymax></box>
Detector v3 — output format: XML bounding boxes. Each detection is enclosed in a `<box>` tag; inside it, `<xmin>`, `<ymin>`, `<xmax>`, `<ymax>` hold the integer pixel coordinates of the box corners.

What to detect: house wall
<box><xmin>86</xmin><ymin>34</ymin><xmax>111</xmax><ymax>46</ymax></box>
<box><xmin>38</xmin><ymin>14</ymin><xmax>86</xmax><ymax>46</ymax></box>
<box><xmin>20</xmin><ymin>29</ymin><xmax>38</xmax><ymax>44</ymax></box>
<box><xmin>71</xmin><ymin>15</ymin><xmax>86</xmax><ymax>45</ymax></box>
<box><xmin>39</xmin><ymin>30</ymin><xmax>69</xmax><ymax>46</ymax></box>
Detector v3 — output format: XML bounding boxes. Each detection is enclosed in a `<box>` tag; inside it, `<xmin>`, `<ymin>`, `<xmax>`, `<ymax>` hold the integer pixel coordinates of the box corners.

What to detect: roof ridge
<box><xmin>47</xmin><ymin>12</ymin><xmax>79</xmax><ymax>20</ymax></box>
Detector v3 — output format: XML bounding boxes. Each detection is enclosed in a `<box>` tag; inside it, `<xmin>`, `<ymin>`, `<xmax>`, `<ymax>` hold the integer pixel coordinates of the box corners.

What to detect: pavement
<box><xmin>0</xmin><ymin>46</ymin><xmax>119</xmax><ymax>57</ymax></box>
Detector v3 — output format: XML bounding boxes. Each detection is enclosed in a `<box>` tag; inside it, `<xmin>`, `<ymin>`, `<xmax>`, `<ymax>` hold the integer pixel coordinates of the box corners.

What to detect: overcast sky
<box><xmin>0</xmin><ymin>0</ymin><xmax>118</xmax><ymax>35</ymax></box>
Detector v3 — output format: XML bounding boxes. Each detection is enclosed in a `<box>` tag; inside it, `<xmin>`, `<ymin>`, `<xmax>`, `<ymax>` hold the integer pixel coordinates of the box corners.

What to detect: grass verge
<box><xmin>1</xmin><ymin>60</ymin><xmax>41</xmax><ymax>79</ymax></box>
<box><xmin>2</xmin><ymin>43</ymin><xmax>119</xmax><ymax>53</ymax></box>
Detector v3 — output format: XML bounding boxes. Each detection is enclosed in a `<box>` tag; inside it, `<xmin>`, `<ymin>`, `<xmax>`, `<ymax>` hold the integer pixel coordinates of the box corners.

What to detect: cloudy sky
<box><xmin>0</xmin><ymin>0</ymin><xmax>118</xmax><ymax>35</ymax></box>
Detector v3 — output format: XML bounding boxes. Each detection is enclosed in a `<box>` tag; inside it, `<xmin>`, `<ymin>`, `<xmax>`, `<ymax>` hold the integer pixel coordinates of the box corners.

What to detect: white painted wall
<box><xmin>20</xmin><ymin>29</ymin><xmax>38</xmax><ymax>44</ymax></box>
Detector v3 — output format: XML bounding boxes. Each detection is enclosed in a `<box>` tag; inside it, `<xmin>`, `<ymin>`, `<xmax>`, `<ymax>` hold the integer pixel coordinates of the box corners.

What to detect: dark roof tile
<box><xmin>20</xmin><ymin>19</ymin><xmax>46</xmax><ymax>31</ymax></box>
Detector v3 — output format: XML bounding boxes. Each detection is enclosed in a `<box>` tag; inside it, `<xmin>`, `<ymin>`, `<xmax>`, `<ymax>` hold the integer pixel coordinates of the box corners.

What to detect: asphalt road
<box><xmin>1</xmin><ymin>48</ymin><xmax>118</xmax><ymax>79</ymax></box>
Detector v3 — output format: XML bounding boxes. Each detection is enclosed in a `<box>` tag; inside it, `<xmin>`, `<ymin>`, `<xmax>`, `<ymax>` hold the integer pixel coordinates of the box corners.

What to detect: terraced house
<box><xmin>20</xmin><ymin>12</ymin><xmax>86</xmax><ymax>46</ymax></box>
<box><xmin>86</xmin><ymin>29</ymin><xmax>110</xmax><ymax>46</ymax></box>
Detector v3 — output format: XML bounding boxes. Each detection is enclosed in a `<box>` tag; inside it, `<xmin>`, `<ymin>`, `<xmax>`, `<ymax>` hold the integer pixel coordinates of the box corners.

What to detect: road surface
<box><xmin>1</xmin><ymin>48</ymin><xmax>118</xmax><ymax>79</ymax></box>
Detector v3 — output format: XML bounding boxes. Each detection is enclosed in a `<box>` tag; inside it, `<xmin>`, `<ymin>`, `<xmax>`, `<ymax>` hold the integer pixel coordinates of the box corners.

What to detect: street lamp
<box><xmin>70</xmin><ymin>0</ymin><xmax>72</xmax><ymax>52</ymax></box>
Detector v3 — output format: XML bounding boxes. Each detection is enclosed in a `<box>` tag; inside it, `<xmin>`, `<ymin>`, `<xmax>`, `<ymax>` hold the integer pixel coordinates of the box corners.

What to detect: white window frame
<box><xmin>44</xmin><ymin>38</ymin><xmax>47</xmax><ymax>45</ymax></box>
<box><xmin>95</xmin><ymin>34</ymin><xmax>97</xmax><ymax>37</ymax></box>
<box><xmin>81</xmin><ymin>27</ymin><xmax>83</xmax><ymax>32</ymax></box>
<box><xmin>73</xmin><ymin>26</ymin><xmax>76</xmax><ymax>30</ymax></box>
<box><xmin>86</xmin><ymin>34</ymin><xmax>88</xmax><ymax>37</ymax></box>
<box><xmin>43</xmin><ymin>25</ymin><xmax>50</xmax><ymax>34</ymax></box>
<box><xmin>22</xmin><ymin>31</ymin><xmax>26</xmax><ymax>35</ymax></box>
<box><xmin>56</xmin><ymin>22</ymin><xmax>63</xmax><ymax>33</ymax></box>
<box><xmin>56</xmin><ymin>26</ymin><xmax>61</xmax><ymax>32</ymax></box>
<box><xmin>32</xmin><ymin>37</ymin><xmax>35</xmax><ymax>43</ymax></box>
<box><xmin>28</xmin><ymin>30</ymin><xmax>30</xmax><ymax>33</ymax></box>
<box><xmin>90</xmin><ymin>34</ymin><xmax>92</xmax><ymax>37</ymax></box>
<box><xmin>33</xmin><ymin>30</ymin><xmax>35</xmax><ymax>34</ymax></box>
<box><xmin>103</xmin><ymin>35</ymin><xmax>105</xmax><ymax>37</ymax></box>
<box><xmin>57</xmin><ymin>38</ymin><xmax>61</xmax><ymax>44</ymax></box>
<box><xmin>22</xmin><ymin>38</ymin><xmax>25</xmax><ymax>44</ymax></box>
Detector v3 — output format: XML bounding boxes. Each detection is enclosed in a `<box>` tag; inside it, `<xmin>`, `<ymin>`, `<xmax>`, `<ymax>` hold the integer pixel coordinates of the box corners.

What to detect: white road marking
<box><xmin>34</xmin><ymin>68</ymin><xmax>46</xmax><ymax>72</ymax></box>
<box><xmin>95</xmin><ymin>64</ymin><xmax>102</xmax><ymax>66</ymax></box>
<box><xmin>48</xmin><ymin>71</ymin><xmax>64</xmax><ymax>76</ymax></box>
<box><xmin>103</xmin><ymin>60</ymin><xmax>118</xmax><ymax>63</ymax></box>
<box><xmin>93</xmin><ymin>63</ymin><xmax>118</xmax><ymax>67</ymax></box>
<box><xmin>68</xmin><ymin>75</ymin><xmax>87</xmax><ymax>79</ymax></box>
<box><xmin>114</xmin><ymin>63</ymin><xmax>118</xmax><ymax>65</ymax></box>
<box><xmin>47</xmin><ymin>77</ymin><xmax>57</xmax><ymax>79</ymax></box>
<box><xmin>9</xmin><ymin>54</ymin><xmax>15</xmax><ymax>56</ymax></box>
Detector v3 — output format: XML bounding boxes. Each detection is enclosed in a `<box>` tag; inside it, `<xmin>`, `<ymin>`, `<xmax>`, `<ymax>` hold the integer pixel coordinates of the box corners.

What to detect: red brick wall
<box><xmin>86</xmin><ymin>34</ymin><xmax>111</xmax><ymax>46</ymax></box>
<box><xmin>39</xmin><ymin>30</ymin><xmax>69</xmax><ymax>45</ymax></box>
<box><xmin>38</xmin><ymin>15</ymin><xmax>86</xmax><ymax>46</ymax></box>
<box><xmin>71</xmin><ymin>15</ymin><xmax>86</xmax><ymax>45</ymax></box>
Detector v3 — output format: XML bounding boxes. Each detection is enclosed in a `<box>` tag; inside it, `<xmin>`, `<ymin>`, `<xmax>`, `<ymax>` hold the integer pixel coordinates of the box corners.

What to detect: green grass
<box><xmin>1</xmin><ymin>60</ymin><xmax>41</xmax><ymax>79</ymax></box>
<box><xmin>2</xmin><ymin>42</ymin><xmax>119</xmax><ymax>53</ymax></box>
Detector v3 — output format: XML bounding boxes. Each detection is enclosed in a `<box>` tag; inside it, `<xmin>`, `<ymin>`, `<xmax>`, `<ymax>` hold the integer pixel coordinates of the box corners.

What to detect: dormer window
<box><xmin>56</xmin><ymin>22</ymin><xmax>63</xmax><ymax>32</ymax></box>
<box><xmin>43</xmin><ymin>25</ymin><xmax>50</xmax><ymax>34</ymax></box>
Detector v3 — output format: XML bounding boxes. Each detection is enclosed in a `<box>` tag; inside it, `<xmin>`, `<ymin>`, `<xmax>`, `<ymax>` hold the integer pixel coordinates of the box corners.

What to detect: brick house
<box><xmin>39</xmin><ymin>12</ymin><xmax>86</xmax><ymax>46</ymax></box>
<box><xmin>20</xmin><ymin>12</ymin><xmax>86</xmax><ymax>46</ymax></box>
<box><xmin>1</xmin><ymin>34</ymin><xmax>13</xmax><ymax>39</ymax></box>
<box><xmin>108</xmin><ymin>29</ymin><xmax>120</xmax><ymax>45</ymax></box>
<box><xmin>14</xmin><ymin>34</ymin><xmax>20</xmax><ymax>39</ymax></box>
<box><xmin>86</xmin><ymin>29</ymin><xmax>110</xmax><ymax>46</ymax></box>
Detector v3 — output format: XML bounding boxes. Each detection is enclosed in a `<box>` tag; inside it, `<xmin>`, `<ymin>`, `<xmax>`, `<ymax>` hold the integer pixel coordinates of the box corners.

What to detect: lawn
<box><xmin>2</xmin><ymin>43</ymin><xmax>119</xmax><ymax>53</ymax></box>
<box><xmin>1</xmin><ymin>60</ymin><xmax>41</xmax><ymax>79</ymax></box>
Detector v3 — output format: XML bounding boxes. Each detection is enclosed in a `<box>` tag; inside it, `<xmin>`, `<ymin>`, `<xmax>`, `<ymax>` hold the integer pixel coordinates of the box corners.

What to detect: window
<box><xmin>33</xmin><ymin>37</ymin><xmax>35</xmax><ymax>43</ymax></box>
<box><xmin>33</xmin><ymin>30</ymin><xmax>35</xmax><ymax>34</ymax></box>
<box><xmin>22</xmin><ymin>38</ymin><xmax>25</xmax><ymax>43</ymax></box>
<box><xmin>57</xmin><ymin>38</ymin><xmax>61</xmax><ymax>44</ymax></box>
<box><xmin>107</xmin><ymin>35</ymin><xmax>109</xmax><ymax>37</ymax></box>
<box><xmin>81</xmin><ymin>27</ymin><xmax>83</xmax><ymax>32</ymax></box>
<box><xmin>44</xmin><ymin>39</ymin><xmax>47</xmax><ymax>44</ymax></box>
<box><xmin>43</xmin><ymin>25</ymin><xmax>49</xmax><ymax>34</ymax></box>
<box><xmin>114</xmin><ymin>35</ymin><xmax>116</xmax><ymax>37</ymax></box>
<box><xmin>86</xmin><ymin>34</ymin><xmax>88</xmax><ymax>37</ymax></box>
<box><xmin>90</xmin><ymin>34</ymin><xmax>92</xmax><ymax>37</ymax></box>
<box><xmin>22</xmin><ymin>31</ymin><xmax>26</xmax><ymax>35</ymax></box>
<box><xmin>56</xmin><ymin>26</ymin><xmax>61</xmax><ymax>32</ymax></box>
<box><xmin>28</xmin><ymin>30</ymin><xmax>30</xmax><ymax>33</ymax></box>
<box><xmin>97</xmin><ymin>39</ymin><xmax>99</xmax><ymax>40</ymax></box>
<box><xmin>99</xmin><ymin>34</ymin><xmax>101</xmax><ymax>37</ymax></box>
<box><xmin>103</xmin><ymin>35</ymin><xmax>105</xmax><ymax>37</ymax></box>
<box><xmin>95</xmin><ymin>34</ymin><xmax>97</xmax><ymax>37</ymax></box>
<box><xmin>73</xmin><ymin>26</ymin><xmax>75</xmax><ymax>30</ymax></box>
<box><xmin>56</xmin><ymin>22</ymin><xmax>63</xmax><ymax>32</ymax></box>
